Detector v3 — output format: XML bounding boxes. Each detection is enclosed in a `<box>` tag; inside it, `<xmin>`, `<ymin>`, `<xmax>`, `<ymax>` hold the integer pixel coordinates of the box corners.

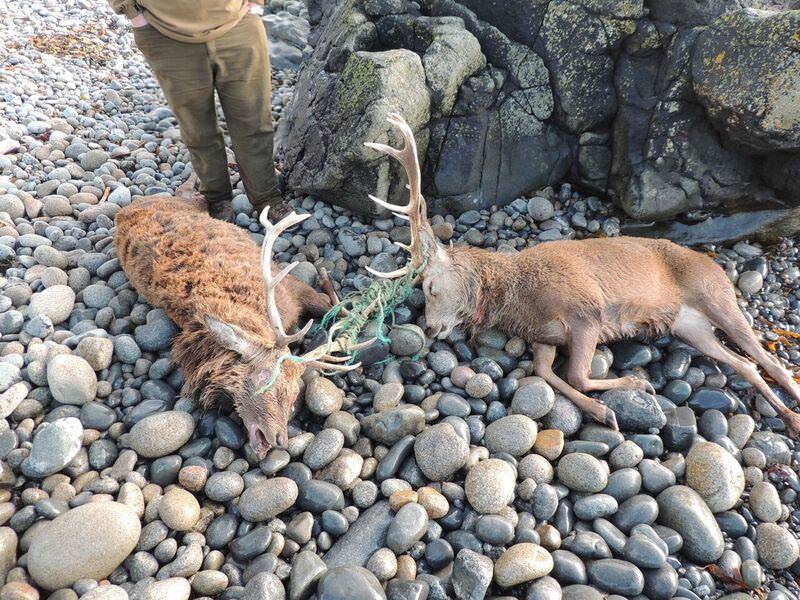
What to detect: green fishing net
<box><xmin>258</xmin><ymin>260</ymin><xmax>424</xmax><ymax>393</ymax></box>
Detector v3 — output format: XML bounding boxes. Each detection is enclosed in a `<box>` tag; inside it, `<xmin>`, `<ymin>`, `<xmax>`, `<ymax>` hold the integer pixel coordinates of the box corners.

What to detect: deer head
<box><xmin>365</xmin><ymin>113</ymin><xmax>474</xmax><ymax>340</ymax></box>
<box><xmin>204</xmin><ymin>207</ymin><xmax>366</xmax><ymax>458</ymax></box>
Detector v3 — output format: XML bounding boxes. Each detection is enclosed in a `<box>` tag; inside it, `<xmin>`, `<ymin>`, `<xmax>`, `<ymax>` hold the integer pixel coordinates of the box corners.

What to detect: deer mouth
<box><xmin>428</xmin><ymin>322</ymin><xmax>455</xmax><ymax>340</ymax></box>
<box><xmin>246</xmin><ymin>421</ymin><xmax>287</xmax><ymax>459</ymax></box>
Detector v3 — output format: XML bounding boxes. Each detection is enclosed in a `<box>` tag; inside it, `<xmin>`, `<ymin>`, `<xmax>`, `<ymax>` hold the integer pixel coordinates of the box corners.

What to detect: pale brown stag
<box><xmin>365</xmin><ymin>113</ymin><xmax>800</xmax><ymax>436</ymax></box>
<box><xmin>115</xmin><ymin>179</ymin><xmax>361</xmax><ymax>457</ymax></box>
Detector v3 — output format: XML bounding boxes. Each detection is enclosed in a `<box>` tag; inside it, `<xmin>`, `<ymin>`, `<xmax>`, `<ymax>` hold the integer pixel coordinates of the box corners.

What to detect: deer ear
<box><xmin>418</xmin><ymin>228</ymin><xmax>443</xmax><ymax>260</ymax></box>
<box><xmin>204</xmin><ymin>316</ymin><xmax>261</xmax><ymax>359</ymax></box>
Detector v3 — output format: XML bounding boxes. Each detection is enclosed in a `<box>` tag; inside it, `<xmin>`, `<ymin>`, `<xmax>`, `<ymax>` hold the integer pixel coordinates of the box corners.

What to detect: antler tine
<box><xmin>259</xmin><ymin>206</ymin><xmax>313</xmax><ymax>347</ymax></box>
<box><xmin>367</xmin><ymin>194</ymin><xmax>410</xmax><ymax>215</ymax></box>
<box><xmin>366</xmin><ymin>265</ymin><xmax>410</xmax><ymax>279</ymax></box>
<box><xmin>364</xmin><ymin>113</ymin><xmax>433</xmax><ymax>272</ymax></box>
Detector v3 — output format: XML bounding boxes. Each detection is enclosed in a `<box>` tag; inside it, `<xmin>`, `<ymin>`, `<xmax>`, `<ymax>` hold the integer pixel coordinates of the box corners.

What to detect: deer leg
<box><xmin>673</xmin><ymin>306</ymin><xmax>800</xmax><ymax>437</ymax></box>
<box><xmin>709</xmin><ymin>303</ymin><xmax>800</xmax><ymax>406</ymax></box>
<box><xmin>566</xmin><ymin>326</ymin><xmax>656</xmax><ymax>395</ymax></box>
<box><xmin>532</xmin><ymin>342</ymin><xmax>618</xmax><ymax>430</ymax></box>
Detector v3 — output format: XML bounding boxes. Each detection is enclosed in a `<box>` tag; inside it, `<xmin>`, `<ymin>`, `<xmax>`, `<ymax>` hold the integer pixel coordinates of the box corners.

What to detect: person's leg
<box><xmin>132</xmin><ymin>26</ymin><xmax>233</xmax><ymax>217</ymax></box>
<box><xmin>210</xmin><ymin>15</ymin><xmax>284</xmax><ymax>216</ymax></box>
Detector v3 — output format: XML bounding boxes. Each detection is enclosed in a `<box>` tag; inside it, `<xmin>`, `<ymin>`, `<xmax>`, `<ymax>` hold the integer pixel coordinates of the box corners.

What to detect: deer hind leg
<box><xmin>566</xmin><ymin>325</ymin><xmax>656</xmax><ymax>395</ymax></box>
<box><xmin>672</xmin><ymin>306</ymin><xmax>800</xmax><ymax>437</ymax></box>
<box><xmin>532</xmin><ymin>342</ymin><xmax>619</xmax><ymax>430</ymax></box>
<box><xmin>710</xmin><ymin>302</ymin><xmax>800</xmax><ymax>406</ymax></box>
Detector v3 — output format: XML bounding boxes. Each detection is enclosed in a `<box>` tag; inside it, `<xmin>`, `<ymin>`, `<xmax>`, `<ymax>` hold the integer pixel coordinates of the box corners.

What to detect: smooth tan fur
<box><xmin>114</xmin><ymin>188</ymin><xmax>330</xmax><ymax>454</ymax></box>
<box><xmin>369</xmin><ymin>113</ymin><xmax>800</xmax><ymax>435</ymax></box>
<box><xmin>423</xmin><ymin>233</ymin><xmax>800</xmax><ymax>435</ymax></box>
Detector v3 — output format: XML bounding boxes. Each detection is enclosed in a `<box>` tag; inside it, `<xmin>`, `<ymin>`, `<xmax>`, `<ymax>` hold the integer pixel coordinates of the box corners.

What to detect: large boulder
<box><xmin>538</xmin><ymin>0</ymin><xmax>644</xmax><ymax>133</ymax></box>
<box><xmin>280</xmin><ymin>0</ymin><xmax>570</xmax><ymax>215</ymax></box>
<box><xmin>610</xmin><ymin>25</ymin><xmax>760</xmax><ymax>220</ymax></box>
<box><xmin>280</xmin><ymin>47</ymin><xmax>430</xmax><ymax>215</ymax></box>
<box><xmin>280</xmin><ymin>0</ymin><xmax>800</xmax><ymax>231</ymax></box>
<box><xmin>693</xmin><ymin>9</ymin><xmax>800</xmax><ymax>153</ymax></box>
<box><xmin>426</xmin><ymin>1</ymin><xmax>570</xmax><ymax>212</ymax></box>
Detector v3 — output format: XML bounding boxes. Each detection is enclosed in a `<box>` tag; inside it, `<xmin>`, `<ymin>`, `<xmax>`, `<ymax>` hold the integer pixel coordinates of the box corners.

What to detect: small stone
<box><xmin>27</xmin><ymin>502</ymin><xmax>140</xmax><ymax>590</ymax></box>
<box><xmin>587</xmin><ymin>559</ymin><xmax>644</xmax><ymax>596</ymax></box>
<box><xmin>137</xmin><ymin>578</ymin><xmax>192</xmax><ymax>600</ymax></box>
<box><xmin>28</xmin><ymin>285</ymin><xmax>75</xmax><ymax>325</ymax></box>
<box><xmin>656</xmin><ymin>485</ymin><xmax>724</xmax><ymax>564</ymax></box>
<box><xmin>532</xmin><ymin>429</ymin><xmax>564</xmax><ymax>461</ymax></box>
<box><xmin>465</xmin><ymin>458</ymin><xmax>516</xmax><ymax>514</ymax></box>
<box><xmin>126</xmin><ymin>411</ymin><xmax>194</xmax><ymax>458</ymax></box>
<box><xmin>527</xmin><ymin>197</ymin><xmax>555</xmax><ymax>221</ymax></box>
<box><xmin>511</xmin><ymin>377</ymin><xmax>555</xmax><ymax>419</ymax></box>
<box><xmin>737</xmin><ymin>270</ymin><xmax>763</xmax><ymax>294</ymax></box>
<box><xmin>361</xmin><ymin>405</ymin><xmax>425</xmax><ymax>445</ymax></box>
<box><xmin>484</xmin><ymin>414</ymin><xmax>538</xmax><ymax>456</ymax></box>
<box><xmin>413</xmin><ymin>423</ymin><xmax>468</xmax><ymax>481</ymax></box>
<box><xmin>386</xmin><ymin>502</ymin><xmax>428</xmax><ymax>553</ymax></box>
<box><xmin>304</xmin><ymin>429</ymin><xmax>345</xmax><ymax>470</ymax></box>
<box><xmin>158</xmin><ymin>487</ymin><xmax>200</xmax><ymax>531</ymax></box>
<box><xmin>755</xmin><ymin>523</ymin><xmax>799</xmax><ymax>569</ymax></box>
<box><xmin>47</xmin><ymin>354</ymin><xmax>97</xmax><ymax>405</ymax></box>
<box><xmin>749</xmin><ymin>481</ymin><xmax>781</xmax><ymax>523</ymax></box>
<box><xmin>305</xmin><ymin>377</ymin><xmax>344</xmax><ymax>417</ymax></box>
<box><xmin>685</xmin><ymin>442</ymin><xmax>744</xmax><ymax>512</ymax></box>
<box><xmin>74</xmin><ymin>337</ymin><xmax>114</xmax><ymax>371</ymax></box>
<box><xmin>494</xmin><ymin>543</ymin><xmax>553</xmax><ymax>588</ymax></box>
<box><xmin>373</xmin><ymin>383</ymin><xmax>404</xmax><ymax>412</ymax></box>
<box><xmin>727</xmin><ymin>414</ymin><xmax>755</xmax><ymax>448</ymax></box>
<box><xmin>366</xmin><ymin>548</ymin><xmax>397</xmax><ymax>581</ymax></box>
<box><xmin>452</xmin><ymin>548</ymin><xmax>493</xmax><ymax>600</ymax></box>
<box><xmin>417</xmin><ymin>487</ymin><xmax>449</xmax><ymax>519</ymax></box>
<box><xmin>316</xmin><ymin>566</ymin><xmax>384</xmax><ymax>600</ymax></box>
<box><xmin>22</xmin><ymin>417</ymin><xmax>83</xmax><ymax>478</ymax></box>
<box><xmin>599</xmin><ymin>390</ymin><xmax>666</xmax><ymax>431</ymax></box>
<box><xmin>465</xmin><ymin>373</ymin><xmax>494</xmax><ymax>398</ymax></box>
<box><xmin>557</xmin><ymin>453</ymin><xmax>607</xmax><ymax>493</ymax></box>
<box><xmin>609</xmin><ymin>440</ymin><xmax>643</xmax><ymax>470</ymax></box>
<box><xmin>623</xmin><ymin>534</ymin><xmax>666</xmax><ymax>568</ymax></box>
<box><xmin>543</xmin><ymin>395</ymin><xmax>583</xmax><ymax>435</ymax></box>
<box><xmin>289</xmin><ymin>551</ymin><xmax>326</xmax><ymax>600</ymax></box>
<box><xmin>204</xmin><ymin>471</ymin><xmax>245</xmax><ymax>503</ymax></box>
<box><xmin>239</xmin><ymin>477</ymin><xmax>298</xmax><ymax>522</ymax></box>
<box><xmin>388</xmin><ymin>325</ymin><xmax>426</xmax><ymax>357</ymax></box>
<box><xmin>80</xmin><ymin>149</ymin><xmax>110</xmax><ymax>170</ymax></box>
<box><xmin>192</xmin><ymin>570</ymin><xmax>229</xmax><ymax>596</ymax></box>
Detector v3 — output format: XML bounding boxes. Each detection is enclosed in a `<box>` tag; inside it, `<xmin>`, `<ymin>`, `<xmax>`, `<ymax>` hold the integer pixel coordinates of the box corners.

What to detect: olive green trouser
<box><xmin>133</xmin><ymin>15</ymin><xmax>282</xmax><ymax>212</ymax></box>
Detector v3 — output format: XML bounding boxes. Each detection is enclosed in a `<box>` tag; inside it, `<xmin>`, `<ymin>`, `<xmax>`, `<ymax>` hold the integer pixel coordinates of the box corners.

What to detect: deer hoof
<box><xmin>781</xmin><ymin>410</ymin><xmax>800</xmax><ymax>438</ymax></box>
<box><xmin>603</xmin><ymin>409</ymin><xmax>619</xmax><ymax>431</ymax></box>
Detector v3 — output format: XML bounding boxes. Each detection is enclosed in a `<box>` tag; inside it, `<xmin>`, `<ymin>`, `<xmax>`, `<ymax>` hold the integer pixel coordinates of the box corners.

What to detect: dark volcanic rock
<box><xmin>324</xmin><ymin>501</ymin><xmax>393</xmax><ymax>568</ymax></box>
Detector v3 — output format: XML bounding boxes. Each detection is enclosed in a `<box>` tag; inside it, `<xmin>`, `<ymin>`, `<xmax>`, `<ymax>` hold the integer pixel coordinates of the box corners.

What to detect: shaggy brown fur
<box><xmin>369</xmin><ymin>113</ymin><xmax>800</xmax><ymax>436</ymax></box>
<box><xmin>114</xmin><ymin>186</ymin><xmax>331</xmax><ymax>455</ymax></box>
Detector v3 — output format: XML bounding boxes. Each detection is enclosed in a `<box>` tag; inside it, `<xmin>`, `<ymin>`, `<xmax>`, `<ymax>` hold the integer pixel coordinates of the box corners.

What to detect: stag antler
<box><xmin>260</xmin><ymin>206</ymin><xmax>314</xmax><ymax>347</ymax></box>
<box><xmin>259</xmin><ymin>207</ymin><xmax>366</xmax><ymax>373</ymax></box>
<box><xmin>364</xmin><ymin>113</ymin><xmax>439</xmax><ymax>278</ymax></box>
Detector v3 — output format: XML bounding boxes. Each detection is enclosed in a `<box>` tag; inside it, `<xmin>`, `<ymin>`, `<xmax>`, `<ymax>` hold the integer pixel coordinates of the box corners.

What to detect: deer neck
<box><xmin>454</xmin><ymin>249</ymin><xmax>510</xmax><ymax>330</ymax></box>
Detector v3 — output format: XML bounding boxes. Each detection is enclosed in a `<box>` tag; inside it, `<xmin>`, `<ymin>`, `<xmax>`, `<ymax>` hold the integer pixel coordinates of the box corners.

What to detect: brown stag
<box><xmin>365</xmin><ymin>113</ymin><xmax>800</xmax><ymax>436</ymax></box>
<box><xmin>115</xmin><ymin>179</ymin><xmax>360</xmax><ymax>457</ymax></box>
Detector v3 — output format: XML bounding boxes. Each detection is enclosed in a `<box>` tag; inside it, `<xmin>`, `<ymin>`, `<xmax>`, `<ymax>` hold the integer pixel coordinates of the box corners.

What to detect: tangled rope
<box><xmin>258</xmin><ymin>260</ymin><xmax>425</xmax><ymax>393</ymax></box>
<box><xmin>316</xmin><ymin>259</ymin><xmax>427</xmax><ymax>362</ymax></box>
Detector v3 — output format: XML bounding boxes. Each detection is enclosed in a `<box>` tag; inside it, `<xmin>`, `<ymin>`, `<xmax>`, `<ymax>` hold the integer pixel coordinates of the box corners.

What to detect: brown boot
<box><xmin>208</xmin><ymin>199</ymin><xmax>234</xmax><ymax>222</ymax></box>
<box><xmin>255</xmin><ymin>200</ymin><xmax>294</xmax><ymax>222</ymax></box>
